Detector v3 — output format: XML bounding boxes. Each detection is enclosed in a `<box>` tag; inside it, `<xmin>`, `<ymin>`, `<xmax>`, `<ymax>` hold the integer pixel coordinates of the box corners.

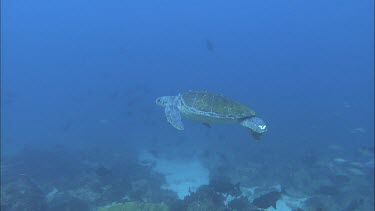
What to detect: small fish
<box><xmin>95</xmin><ymin>166</ymin><xmax>112</xmax><ymax>177</ymax></box>
<box><xmin>205</xmin><ymin>39</ymin><xmax>215</xmax><ymax>51</ymax></box>
<box><xmin>149</xmin><ymin>149</ymin><xmax>160</xmax><ymax>158</ymax></box>
<box><xmin>350</xmin><ymin>127</ymin><xmax>366</xmax><ymax>134</ymax></box>
<box><xmin>358</xmin><ymin>146</ymin><xmax>374</xmax><ymax>157</ymax></box>
<box><xmin>62</xmin><ymin>120</ymin><xmax>73</xmax><ymax>132</ymax></box>
<box><xmin>333</xmin><ymin>158</ymin><xmax>347</xmax><ymax>163</ymax></box>
<box><xmin>348</xmin><ymin>167</ymin><xmax>365</xmax><ymax>175</ymax></box>
<box><xmin>202</xmin><ymin>123</ymin><xmax>212</xmax><ymax>128</ymax></box>
<box><xmin>350</xmin><ymin>160</ymin><xmax>374</xmax><ymax>169</ymax></box>
<box><xmin>328</xmin><ymin>145</ymin><xmax>342</xmax><ymax>151</ymax></box>
<box><xmin>343</xmin><ymin>101</ymin><xmax>351</xmax><ymax>109</ymax></box>
<box><xmin>99</xmin><ymin>119</ymin><xmax>109</xmax><ymax>124</ymax></box>
<box><xmin>350</xmin><ymin>162</ymin><xmax>362</xmax><ymax>167</ymax></box>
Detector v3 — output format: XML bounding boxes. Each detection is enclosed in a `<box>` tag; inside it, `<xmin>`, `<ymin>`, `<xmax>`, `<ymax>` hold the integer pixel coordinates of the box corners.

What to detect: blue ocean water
<box><xmin>1</xmin><ymin>0</ymin><xmax>374</xmax><ymax>210</ymax></box>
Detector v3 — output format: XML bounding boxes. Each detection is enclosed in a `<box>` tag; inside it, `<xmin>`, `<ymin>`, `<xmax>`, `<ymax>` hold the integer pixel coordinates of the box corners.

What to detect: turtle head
<box><xmin>241</xmin><ymin>117</ymin><xmax>267</xmax><ymax>140</ymax></box>
<box><xmin>156</xmin><ymin>96</ymin><xmax>174</xmax><ymax>107</ymax></box>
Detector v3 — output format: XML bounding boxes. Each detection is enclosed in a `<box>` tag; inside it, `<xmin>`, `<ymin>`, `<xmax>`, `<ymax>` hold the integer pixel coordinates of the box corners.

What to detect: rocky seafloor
<box><xmin>1</xmin><ymin>143</ymin><xmax>373</xmax><ymax>211</ymax></box>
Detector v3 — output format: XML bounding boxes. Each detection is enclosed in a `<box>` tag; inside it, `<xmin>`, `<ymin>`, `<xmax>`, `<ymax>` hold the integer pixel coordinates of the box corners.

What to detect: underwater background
<box><xmin>1</xmin><ymin>0</ymin><xmax>374</xmax><ymax>210</ymax></box>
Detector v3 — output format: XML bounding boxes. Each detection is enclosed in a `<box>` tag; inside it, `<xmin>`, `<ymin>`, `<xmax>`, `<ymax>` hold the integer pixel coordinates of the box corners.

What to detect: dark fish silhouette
<box><xmin>95</xmin><ymin>166</ymin><xmax>112</xmax><ymax>177</ymax></box>
<box><xmin>205</xmin><ymin>39</ymin><xmax>215</xmax><ymax>51</ymax></box>
<box><xmin>149</xmin><ymin>149</ymin><xmax>160</xmax><ymax>158</ymax></box>
<box><xmin>202</xmin><ymin>123</ymin><xmax>212</xmax><ymax>128</ymax></box>
<box><xmin>62</xmin><ymin>120</ymin><xmax>73</xmax><ymax>132</ymax></box>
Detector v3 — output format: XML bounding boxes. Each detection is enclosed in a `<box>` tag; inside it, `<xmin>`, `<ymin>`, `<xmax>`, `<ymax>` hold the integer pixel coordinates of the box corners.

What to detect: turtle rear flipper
<box><xmin>165</xmin><ymin>106</ymin><xmax>184</xmax><ymax>130</ymax></box>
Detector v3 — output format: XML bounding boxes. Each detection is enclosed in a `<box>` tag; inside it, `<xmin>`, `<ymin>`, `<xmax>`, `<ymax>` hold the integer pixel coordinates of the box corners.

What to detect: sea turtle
<box><xmin>156</xmin><ymin>90</ymin><xmax>267</xmax><ymax>140</ymax></box>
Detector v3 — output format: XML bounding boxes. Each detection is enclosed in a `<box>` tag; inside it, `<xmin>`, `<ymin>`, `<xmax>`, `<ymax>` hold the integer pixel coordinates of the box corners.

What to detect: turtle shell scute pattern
<box><xmin>180</xmin><ymin>90</ymin><xmax>255</xmax><ymax>119</ymax></box>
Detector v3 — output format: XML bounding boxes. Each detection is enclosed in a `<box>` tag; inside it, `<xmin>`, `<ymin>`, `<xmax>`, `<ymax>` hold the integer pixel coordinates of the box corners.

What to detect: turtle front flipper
<box><xmin>249</xmin><ymin>130</ymin><xmax>262</xmax><ymax>141</ymax></box>
<box><xmin>165</xmin><ymin>106</ymin><xmax>184</xmax><ymax>130</ymax></box>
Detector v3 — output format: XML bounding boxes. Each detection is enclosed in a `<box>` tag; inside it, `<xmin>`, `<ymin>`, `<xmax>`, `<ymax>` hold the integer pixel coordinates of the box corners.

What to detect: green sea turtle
<box><xmin>156</xmin><ymin>90</ymin><xmax>267</xmax><ymax>140</ymax></box>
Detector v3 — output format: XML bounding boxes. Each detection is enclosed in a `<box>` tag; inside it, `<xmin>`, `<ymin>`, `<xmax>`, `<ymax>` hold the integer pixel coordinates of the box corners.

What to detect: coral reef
<box><xmin>46</xmin><ymin>192</ymin><xmax>89</xmax><ymax>211</ymax></box>
<box><xmin>183</xmin><ymin>185</ymin><xmax>227</xmax><ymax>211</ymax></box>
<box><xmin>98</xmin><ymin>201</ymin><xmax>169</xmax><ymax>211</ymax></box>
<box><xmin>228</xmin><ymin>196</ymin><xmax>260</xmax><ymax>211</ymax></box>
<box><xmin>1</xmin><ymin>176</ymin><xmax>46</xmax><ymax>211</ymax></box>
<box><xmin>251</xmin><ymin>191</ymin><xmax>281</xmax><ymax>209</ymax></box>
<box><xmin>209</xmin><ymin>176</ymin><xmax>241</xmax><ymax>197</ymax></box>
<box><xmin>1</xmin><ymin>145</ymin><xmax>373</xmax><ymax>211</ymax></box>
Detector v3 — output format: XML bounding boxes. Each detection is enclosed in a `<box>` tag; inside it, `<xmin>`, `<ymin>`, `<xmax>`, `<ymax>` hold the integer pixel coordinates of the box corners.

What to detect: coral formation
<box><xmin>1</xmin><ymin>145</ymin><xmax>373</xmax><ymax>211</ymax></box>
<box><xmin>1</xmin><ymin>176</ymin><xmax>46</xmax><ymax>211</ymax></box>
<box><xmin>98</xmin><ymin>201</ymin><xmax>169</xmax><ymax>211</ymax></box>
<box><xmin>251</xmin><ymin>191</ymin><xmax>281</xmax><ymax>209</ymax></box>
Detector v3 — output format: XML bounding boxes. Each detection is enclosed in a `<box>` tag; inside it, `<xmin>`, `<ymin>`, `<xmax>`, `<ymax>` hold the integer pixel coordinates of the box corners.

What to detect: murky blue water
<box><xmin>2</xmin><ymin>0</ymin><xmax>374</xmax><ymax>210</ymax></box>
